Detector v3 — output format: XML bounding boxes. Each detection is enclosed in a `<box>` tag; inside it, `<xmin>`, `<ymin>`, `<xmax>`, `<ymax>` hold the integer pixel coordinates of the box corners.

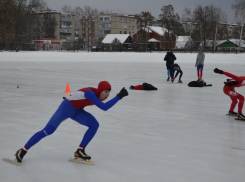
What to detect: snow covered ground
<box><xmin>0</xmin><ymin>51</ymin><xmax>245</xmax><ymax>182</ymax></box>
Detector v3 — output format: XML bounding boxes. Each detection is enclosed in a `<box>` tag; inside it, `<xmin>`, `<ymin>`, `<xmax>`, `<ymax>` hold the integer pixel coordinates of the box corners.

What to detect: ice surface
<box><xmin>0</xmin><ymin>51</ymin><xmax>245</xmax><ymax>182</ymax></box>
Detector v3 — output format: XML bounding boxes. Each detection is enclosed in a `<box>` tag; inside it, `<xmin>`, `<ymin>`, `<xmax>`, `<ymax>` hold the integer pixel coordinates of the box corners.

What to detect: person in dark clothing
<box><xmin>170</xmin><ymin>63</ymin><xmax>183</xmax><ymax>83</ymax></box>
<box><xmin>129</xmin><ymin>82</ymin><xmax>158</xmax><ymax>90</ymax></box>
<box><xmin>164</xmin><ymin>49</ymin><xmax>176</xmax><ymax>81</ymax></box>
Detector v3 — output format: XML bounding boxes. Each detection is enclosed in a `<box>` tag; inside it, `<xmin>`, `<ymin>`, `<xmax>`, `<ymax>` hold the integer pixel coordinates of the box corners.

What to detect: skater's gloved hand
<box><xmin>117</xmin><ymin>87</ymin><xmax>128</xmax><ymax>99</ymax></box>
<box><xmin>214</xmin><ymin>68</ymin><xmax>223</xmax><ymax>74</ymax></box>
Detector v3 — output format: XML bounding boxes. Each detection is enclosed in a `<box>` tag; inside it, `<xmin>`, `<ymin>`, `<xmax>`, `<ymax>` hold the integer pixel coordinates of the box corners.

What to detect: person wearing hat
<box><xmin>195</xmin><ymin>47</ymin><xmax>205</xmax><ymax>81</ymax></box>
<box><xmin>15</xmin><ymin>81</ymin><xmax>129</xmax><ymax>163</ymax></box>
<box><xmin>164</xmin><ymin>49</ymin><xmax>176</xmax><ymax>81</ymax></box>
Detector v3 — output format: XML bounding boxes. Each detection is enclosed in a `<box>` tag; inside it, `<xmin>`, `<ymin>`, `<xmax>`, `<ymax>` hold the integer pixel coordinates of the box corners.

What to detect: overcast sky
<box><xmin>45</xmin><ymin>0</ymin><xmax>236</xmax><ymax>23</ymax></box>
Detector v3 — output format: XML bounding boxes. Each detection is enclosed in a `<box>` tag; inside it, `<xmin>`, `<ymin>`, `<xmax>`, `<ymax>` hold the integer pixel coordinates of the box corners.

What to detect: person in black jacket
<box><xmin>164</xmin><ymin>49</ymin><xmax>176</xmax><ymax>81</ymax></box>
<box><xmin>170</xmin><ymin>63</ymin><xmax>183</xmax><ymax>83</ymax></box>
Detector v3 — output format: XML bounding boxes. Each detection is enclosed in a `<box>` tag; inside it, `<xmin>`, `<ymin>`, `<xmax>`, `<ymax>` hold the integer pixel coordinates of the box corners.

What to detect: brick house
<box><xmin>132</xmin><ymin>26</ymin><xmax>176</xmax><ymax>50</ymax></box>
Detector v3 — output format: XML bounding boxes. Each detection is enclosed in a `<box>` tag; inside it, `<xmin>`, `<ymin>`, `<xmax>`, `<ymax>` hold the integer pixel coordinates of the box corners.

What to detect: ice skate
<box><xmin>171</xmin><ymin>77</ymin><xmax>175</xmax><ymax>83</ymax></box>
<box><xmin>167</xmin><ymin>77</ymin><xmax>170</xmax><ymax>81</ymax></box>
<box><xmin>74</xmin><ymin>148</ymin><xmax>91</xmax><ymax>160</ymax></box>
<box><xmin>69</xmin><ymin>148</ymin><xmax>94</xmax><ymax>164</ymax></box>
<box><xmin>237</xmin><ymin>113</ymin><xmax>245</xmax><ymax>120</ymax></box>
<box><xmin>228</xmin><ymin>111</ymin><xmax>238</xmax><ymax>116</ymax></box>
<box><xmin>15</xmin><ymin>148</ymin><xmax>27</xmax><ymax>163</ymax></box>
<box><xmin>178</xmin><ymin>80</ymin><xmax>182</xmax><ymax>83</ymax></box>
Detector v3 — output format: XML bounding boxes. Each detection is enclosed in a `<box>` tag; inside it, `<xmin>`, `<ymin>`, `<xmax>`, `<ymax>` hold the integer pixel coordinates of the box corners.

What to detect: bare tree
<box><xmin>181</xmin><ymin>8</ymin><xmax>193</xmax><ymax>22</ymax></box>
<box><xmin>159</xmin><ymin>4</ymin><xmax>179</xmax><ymax>40</ymax></box>
<box><xmin>61</xmin><ymin>5</ymin><xmax>71</xmax><ymax>13</ymax></box>
<box><xmin>232</xmin><ymin>0</ymin><xmax>245</xmax><ymax>50</ymax></box>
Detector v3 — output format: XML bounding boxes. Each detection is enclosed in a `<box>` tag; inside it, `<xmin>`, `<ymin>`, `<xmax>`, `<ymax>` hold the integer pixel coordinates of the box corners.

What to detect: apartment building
<box><xmin>94</xmin><ymin>13</ymin><xmax>138</xmax><ymax>43</ymax></box>
<box><xmin>31</xmin><ymin>10</ymin><xmax>75</xmax><ymax>44</ymax></box>
<box><xmin>60</xmin><ymin>13</ymin><xmax>75</xmax><ymax>43</ymax></box>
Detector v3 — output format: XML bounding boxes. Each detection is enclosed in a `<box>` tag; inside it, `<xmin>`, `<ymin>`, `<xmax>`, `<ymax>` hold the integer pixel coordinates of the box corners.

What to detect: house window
<box><xmin>128</xmin><ymin>25</ymin><xmax>131</xmax><ymax>28</ymax></box>
<box><xmin>120</xmin><ymin>31</ymin><xmax>122</xmax><ymax>34</ymax></box>
<box><xmin>124</xmin><ymin>31</ymin><xmax>127</xmax><ymax>34</ymax></box>
<box><xmin>99</xmin><ymin>30</ymin><xmax>104</xmax><ymax>34</ymax></box>
<box><xmin>120</xmin><ymin>17</ymin><xmax>122</xmax><ymax>21</ymax></box>
<box><xmin>132</xmin><ymin>25</ymin><xmax>134</xmax><ymax>29</ymax></box>
<box><xmin>124</xmin><ymin>24</ymin><xmax>127</xmax><ymax>28</ymax></box>
<box><xmin>99</xmin><ymin>17</ymin><xmax>103</xmax><ymax>21</ymax></box>
<box><xmin>104</xmin><ymin>17</ymin><xmax>110</xmax><ymax>20</ymax></box>
<box><xmin>129</xmin><ymin>18</ymin><xmax>131</xmax><ymax>22</ymax></box>
<box><xmin>129</xmin><ymin>31</ymin><xmax>131</xmax><ymax>35</ymax></box>
<box><xmin>124</xmin><ymin>18</ymin><xmax>127</xmax><ymax>22</ymax></box>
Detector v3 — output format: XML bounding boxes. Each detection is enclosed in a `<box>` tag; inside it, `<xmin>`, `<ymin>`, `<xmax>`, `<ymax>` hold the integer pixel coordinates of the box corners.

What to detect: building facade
<box><xmin>30</xmin><ymin>10</ymin><xmax>75</xmax><ymax>50</ymax></box>
<box><xmin>94</xmin><ymin>13</ymin><xmax>138</xmax><ymax>43</ymax></box>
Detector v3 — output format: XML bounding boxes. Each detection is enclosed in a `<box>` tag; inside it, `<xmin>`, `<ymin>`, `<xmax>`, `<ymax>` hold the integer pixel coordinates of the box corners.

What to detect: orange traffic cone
<box><xmin>64</xmin><ymin>83</ymin><xmax>72</xmax><ymax>93</ymax></box>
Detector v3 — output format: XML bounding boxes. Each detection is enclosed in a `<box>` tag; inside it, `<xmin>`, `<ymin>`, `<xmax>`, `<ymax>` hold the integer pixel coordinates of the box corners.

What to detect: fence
<box><xmin>0</xmin><ymin>40</ymin><xmax>244</xmax><ymax>53</ymax></box>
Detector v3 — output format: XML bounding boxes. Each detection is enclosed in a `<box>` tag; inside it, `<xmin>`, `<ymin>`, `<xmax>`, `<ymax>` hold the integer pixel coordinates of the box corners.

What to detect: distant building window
<box><xmin>129</xmin><ymin>31</ymin><xmax>131</xmax><ymax>35</ymax></box>
<box><xmin>120</xmin><ymin>31</ymin><xmax>122</xmax><ymax>34</ymax></box>
<box><xmin>132</xmin><ymin>25</ymin><xmax>134</xmax><ymax>29</ymax></box>
<box><xmin>120</xmin><ymin>17</ymin><xmax>122</xmax><ymax>21</ymax></box>
<box><xmin>124</xmin><ymin>18</ymin><xmax>127</xmax><ymax>22</ymax></box>
<box><xmin>99</xmin><ymin>30</ymin><xmax>104</xmax><ymax>34</ymax></box>
<box><xmin>129</xmin><ymin>18</ymin><xmax>131</xmax><ymax>22</ymax></box>
<box><xmin>128</xmin><ymin>25</ymin><xmax>131</xmax><ymax>28</ymax></box>
<box><xmin>132</xmin><ymin>19</ymin><xmax>134</xmax><ymax>22</ymax></box>
<box><xmin>124</xmin><ymin>31</ymin><xmax>127</xmax><ymax>34</ymax></box>
<box><xmin>99</xmin><ymin>17</ymin><xmax>103</xmax><ymax>21</ymax></box>
<box><xmin>104</xmin><ymin>17</ymin><xmax>110</xmax><ymax>20</ymax></box>
<box><xmin>124</xmin><ymin>24</ymin><xmax>127</xmax><ymax>28</ymax></box>
<box><xmin>120</xmin><ymin>24</ymin><xmax>123</xmax><ymax>28</ymax></box>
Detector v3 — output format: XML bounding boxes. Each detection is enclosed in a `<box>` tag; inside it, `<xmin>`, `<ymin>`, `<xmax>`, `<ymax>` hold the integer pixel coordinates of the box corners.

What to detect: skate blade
<box><xmin>68</xmin><ymin>158</ymin><xmax>94</xmax><ymax>165</ymax></box>
<box><xmin>226</xmin><ymin>114</ymin><xmax>237</xmax><ymax>116</ymax></box>
<box><xmin>3</xmin><ymin>158</ymin><xmax>21</xmax><ymax>166</ymax></box>
<box><xmin>235</xmin><ymin>118</ymin><xmax>245</xmax><ymax>121</ymax></box>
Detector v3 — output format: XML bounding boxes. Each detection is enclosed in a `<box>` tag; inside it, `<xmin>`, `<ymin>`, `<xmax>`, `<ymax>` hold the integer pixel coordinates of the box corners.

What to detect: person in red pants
<box><xmin>214</xmin><ymin>68</ymin><xmax>245</xmax><ymax>119</ymax></box>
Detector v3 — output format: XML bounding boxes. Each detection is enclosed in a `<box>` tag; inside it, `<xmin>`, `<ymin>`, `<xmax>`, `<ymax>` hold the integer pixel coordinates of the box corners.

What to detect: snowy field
<box><xmin>0</xmin><ymin>51</ymin><xmax>245</xmax><ymax>182</ymax></box>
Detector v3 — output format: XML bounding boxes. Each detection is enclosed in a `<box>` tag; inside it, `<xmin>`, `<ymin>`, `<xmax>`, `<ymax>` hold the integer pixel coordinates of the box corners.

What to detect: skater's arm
<box><xmin>173</xmin><ymin>54</ymin><xmax>176</xmax><ymax>60</ymax></box>
<box><xmin>84</xmin><ymin>90</ymin><xmax>120</xmax><ymax>111</ymax></box>
<box><xmin>223</xmin><ymin>71</ymin><xmax>243</xmax><ymax>83</ymax></box>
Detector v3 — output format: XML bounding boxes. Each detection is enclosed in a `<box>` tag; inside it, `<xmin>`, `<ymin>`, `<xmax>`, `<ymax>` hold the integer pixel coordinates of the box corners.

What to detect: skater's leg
<box><xmin>167</xmin><ymin>69</ymin><xmax>170</xmax><ymax>78</ymax></box>
<box><xmin>197</xmin><ymin>65</ymin><xmax>200</xmax><ymax>79</ymax></box>
<box><xmin>200</xmin><ymin>65</ymin><xmax>204</xmax><ymax>79</ymax></box>
<box><xmin>229</xmin><ymin>97</ymin><xmax>238</xmax><ymax>112</ymax></box>
<box><xmin>70</xmin><ymin>110</ymin><xmax>99</xmax><ymax>148</ymax></box>
<box><xmin>24</xmin><ymin>124</ymin><xmax>56</xmax><ymax>150</ymax></box>
<box><xmin>237</xmin><ymin>94</ymin><xmax>244</xmax><ymax>114</ymax></box>
<box><xmin>24</xmin><ymin>99</ymin><xmax>76</xmax><ymax>150</ymax></box>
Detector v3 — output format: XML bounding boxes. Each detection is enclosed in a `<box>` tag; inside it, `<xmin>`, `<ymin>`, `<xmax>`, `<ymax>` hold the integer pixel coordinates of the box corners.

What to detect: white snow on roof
<box><xmin>176</xmin><ymin>36</ymin><xmax>191</xmax><ymax>48</ymax></box>
<box><xmin>148</xmin><ymin>26</ymin><xmax>168</xmax><ymax>36</ymax></box>
<box><xmin>102</xmin><ymin>34</ymin><xmax>130</xmax><ymax>44</ymax></box>
<box><xmin>148</xmin><ymin>38</ymin><xmax>160</xmax><ymax>42</ymax></box>
<box><xmin>229</xmin><ymin>39</ymin><xmax>245</xmax><ymax>47</ymax></box>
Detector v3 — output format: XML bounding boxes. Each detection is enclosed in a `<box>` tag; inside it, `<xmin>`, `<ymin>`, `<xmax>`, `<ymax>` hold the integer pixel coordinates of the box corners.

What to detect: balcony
<box><xmin>61</xmin><ymin>18</ymin><xmax>71</xmax><ymax>22</ymax></box>
<box><xmin>61</xmin><ymin>25</ymin><xmax>71</xmax><ymax>28</ymax></box>
<box><xmin>99</xmin><ymin>27</ymin><xmax>111</xmax><ymax>31</ymax></box>
<box><xmin>98</xmin><ymin>20</ymin><xmax>111</xmax><ymax>24</ymax></box>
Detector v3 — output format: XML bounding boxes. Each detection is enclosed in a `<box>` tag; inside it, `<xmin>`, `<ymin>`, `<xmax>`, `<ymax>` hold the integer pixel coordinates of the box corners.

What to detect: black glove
<box><xmin>214</xmin><ymin>68</ymin><xmax>223</xmax><ymax>74</ymax></box>
<box><xmin>117</xmin><ymin>87</ymin><xmax>128</xmax><ymax>99</ymax></box>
